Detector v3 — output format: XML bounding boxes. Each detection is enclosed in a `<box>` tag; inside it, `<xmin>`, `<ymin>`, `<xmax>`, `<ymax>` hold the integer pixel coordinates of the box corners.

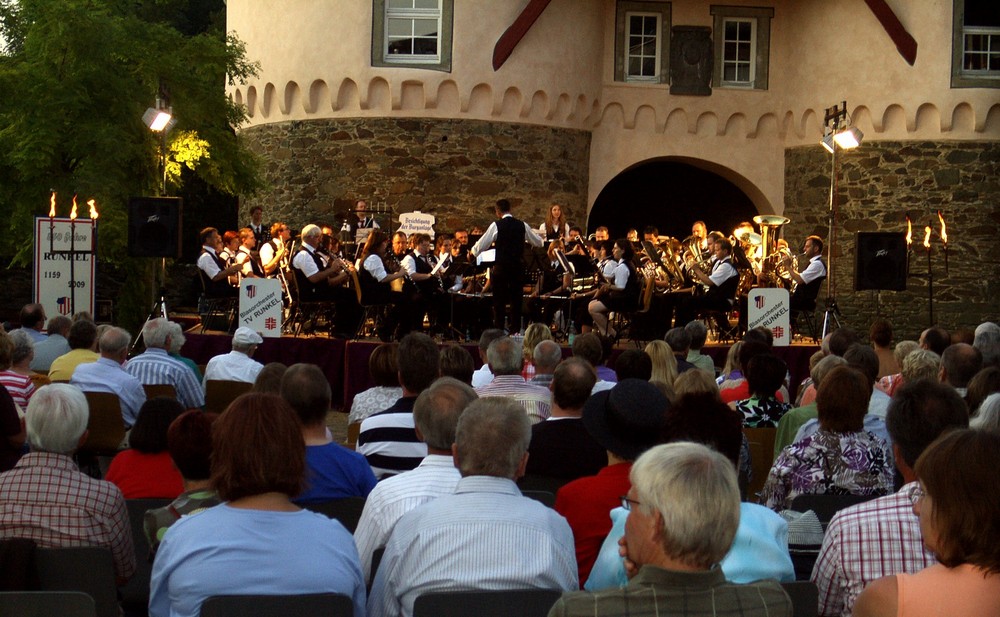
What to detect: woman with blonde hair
<box><xmin>644</xmin><ymin>340</ymin><xmax>678</xmax><ymax>386</ymax></box>
<box><xmin>540</xmin><ymin>204</ymin><xmax>570</xmax><ymax>242</ymax></box>
<box><xmin>521</xmin><ymin>322</ymin><xmax>555</xmax><ymax>380</ymax></box>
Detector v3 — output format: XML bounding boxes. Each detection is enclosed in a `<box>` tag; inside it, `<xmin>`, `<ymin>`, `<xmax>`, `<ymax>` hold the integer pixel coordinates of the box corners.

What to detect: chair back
<box><xmin>743</xmin><ymin>427</ymin><xmax>777</xmax><ymax>500</ymax></box>
<box><xmin>520</xmin><ymin>490</ymin><xmax>556</xmax><ymax>508</ymax></box>
<box><xmin>204</xmin><ymin>380</ymin><xmax>253</xmax><ymax>414</ymax></box>
<box><xmin>780</xmin><ymin>581</ymin><xmax>818</xmax><ymax>617</ymax></box>
<box><xmin>412</xmin><ymin>589</ymin><xmax>562</xmax><ymax>617</ymax></box>
<box><xmin>200</xmin><ymin>593</ymin><xmax>353</xmax><ymax>617</ymax></box>
<box><xmin>120</xmin><ymin>498</ymin><xmax>171</xmax><ymax>614</ymax></box>
<box><xmin>301</xmin><ymin>497</ymin><xmax>367</xmax><ymax>533</ymax></box>
<box><xmin>0</xmin><ymin>591</ymin><xmax>96</xmax><ymax>617</ymax></box>
<box><xmin>35</xmin><ymin>547</ymin><xmax>118</xmax><ymax>617</ymax></box>
<box><xmin>143</xmin><ymin>384</ymin><xmax>177</xmax><ymax>400</ymax></box>
<box><xmin>346</xmin><ymin>422</ymin><xmax>362</xmax><ymax>450</ymax></box>
<box><xmin>79</xmin><ymin>392</ymin><xmax>126</xmax><ymax>456</ymax></box>
<box><xmin>29</xmin><ymin>373</ymin><xmax>51</xmax><ymax>389</ymax></box>
<box><xmin>790</xmin><ymin>493</ymin><xmax>877</xmax><ymax>528</ymax></box>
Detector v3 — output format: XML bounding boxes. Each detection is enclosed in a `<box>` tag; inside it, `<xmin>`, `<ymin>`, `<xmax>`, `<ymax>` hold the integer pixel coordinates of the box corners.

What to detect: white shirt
<box><xmin>203</xmin><ymin>350</ymin><xmax>264</xmax><ymax>385</ymax></box>
<box><xmin>400</xmin><ymin>250</ymin><xmax>431</xmax><ymax>276</ymax></box>
<box><xmin>470</xmin><ymin>214</ymin><xmax>544</xmax><ymax>257</ymax></box>
<box><xmin>471</xmin><ymin>365</ymin><xmax>494</xmax><ymax>389</ymax></box>
<box><xmin>800</xmin><ymin>254</ymin><xmax>827</xmax><ymax>285</ymax></box>
<box><xmin>364</xmin><ymin>254</ymin><xmax>389</xmax><ymax>282</ymax></box>
<box><xmin>292</xmin><ymin>244</ymin><xmax>322</xmax><ymax>278</ymax></box>
<box><xmin>353</xmin><ymin>454</ymin><xmax>461</xmax><ymax>584</ymax></box>
<box><xmin>235</xmin><ymin>247</ymin><xmax>255</xmax><ymax>276</ymax></box>
<box><xmin>709</xmin><ymin>257</ymin><xmax>738</xmax><ymax>286</ymax></box>
<box><xmin>610</xmin><ymin>260</ymin><xmax>630</xmax><ymax>289</ymax></box>
<box><xmin>259</xmin><ymin>238</ymin><xmax>283</xmax><ymax>266</ymax></box>
<box><xmin>197</xmin><ymin>246</ymin><xmax>222</xmax><ymax>279</ymax></box>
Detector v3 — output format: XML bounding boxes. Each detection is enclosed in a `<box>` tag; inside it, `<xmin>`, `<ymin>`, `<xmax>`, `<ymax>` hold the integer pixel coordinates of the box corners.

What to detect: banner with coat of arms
<box><xmin>746</xmin><ymin>287</ymin><xmax>791</xmax><ymax>347</ymax></box>
<box><xmin>238</xmin><ymin>278</ymin><xmax>282</xmax><ymax>338</ymax></box>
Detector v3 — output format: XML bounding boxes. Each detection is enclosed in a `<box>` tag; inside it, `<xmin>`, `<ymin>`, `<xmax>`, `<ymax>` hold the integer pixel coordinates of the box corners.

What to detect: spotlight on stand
<box><xmin>821</xmin><ymin>130</ymin><xmax>836</xmax><ymax>153</ymax></box>
<box><xmin>142</xmin><ymin>98</ymin><xmax>177</xmax><ymax>133</ymax></box>
<box><xmin>833</xmin><ymin>126</ymin><xmax>863</xmax><ymax>150</ymax></box>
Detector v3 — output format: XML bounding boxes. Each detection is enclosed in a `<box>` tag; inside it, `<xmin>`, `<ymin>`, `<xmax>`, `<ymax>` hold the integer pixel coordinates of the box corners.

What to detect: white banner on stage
<box><xmin>238</xmin><ymin>278</ymin><xmax>283</xmax><ymax>337</ymax></box>
<box><xmin>747</xmin><ymin>287</ymin><xmax>791</xmax><ymax>347</ymax></box>
<box><xmin>34</xmin><ymin>217</ymin><xmax>96</xmax><ymax>319</ymax></box>
<box><xmin>397</xmin><ymin>210</ymin><xmax>436</xmax><ymax>238</ymax></box>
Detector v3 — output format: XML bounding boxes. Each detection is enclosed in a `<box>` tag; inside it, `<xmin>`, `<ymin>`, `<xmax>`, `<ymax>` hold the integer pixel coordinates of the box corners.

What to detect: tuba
<box><xmin>753</xmin><ymin>215</ymin><xmax>790</xmax><ymax>288</ymax></box>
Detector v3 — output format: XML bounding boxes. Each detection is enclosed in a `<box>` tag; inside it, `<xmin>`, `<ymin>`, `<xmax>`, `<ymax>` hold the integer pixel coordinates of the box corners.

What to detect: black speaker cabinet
<box><xmin>855</xmin><ymin>232</ymin><xmax>907</xmax><ymax>291</ymax></box>
<box><xmin>128</xmin><ymin>197</ymin><xmax>183</xmax><ymax>258</ymax></box>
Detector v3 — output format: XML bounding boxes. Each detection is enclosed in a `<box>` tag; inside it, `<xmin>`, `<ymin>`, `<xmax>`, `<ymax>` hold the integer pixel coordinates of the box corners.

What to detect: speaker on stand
<box><xmin>127</xmin><ymin>197</ymin><xmax>183</xmax><ymax>349</ymax></box>
<box><xmin>854</xmin><ymin>232</ymin><xmax>907</xmax><ymax>317</ymax></box>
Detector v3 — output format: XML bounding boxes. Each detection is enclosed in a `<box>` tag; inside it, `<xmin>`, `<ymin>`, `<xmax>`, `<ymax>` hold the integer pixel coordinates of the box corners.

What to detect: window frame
<box><xmin>372</xmin><ymin>0</ymin><xmax>454</xmax><ymax>72</ymax></box>
<box><xmin>709</xmin><ymin>5</ymin><xmax>772</xmax><ymax>91</ymax></box>
<box><xmin>719</xmin><ymin>16</ymin><xmax>757</xmax><ymax>87</ymax></box>
<box><xmin>624</xmin><ymin>11</ymin><xmax>664</xmax><ymax>83</ymax></box>
<box><xmin>614</xmin><ymin>1</ymin><xmax>671</xmax><ymax>85</ymax></box>
<box><xmin>951</xmin><ymin>0</ymin><xmax>1000</xmax><ymax>87</ymax></box>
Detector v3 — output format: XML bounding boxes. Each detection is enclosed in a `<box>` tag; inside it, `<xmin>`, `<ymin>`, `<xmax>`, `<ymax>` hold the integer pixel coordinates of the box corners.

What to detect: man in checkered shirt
<box><xmin>0</xmin><ymin>384</ymin><xmax>135</xmax><ymax>584</ymax></box>
<box><xmin>811</xmin><ymin>379</ymin><xmax>968</xmax><ymax>616</ymax></box>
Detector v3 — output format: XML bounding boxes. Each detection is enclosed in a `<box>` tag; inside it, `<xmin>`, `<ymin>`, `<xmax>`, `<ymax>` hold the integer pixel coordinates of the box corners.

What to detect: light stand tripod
<box><xmin>131</xmin><ymin>258</ymin><xmax>169</xmax><ymax>353</ymax></box>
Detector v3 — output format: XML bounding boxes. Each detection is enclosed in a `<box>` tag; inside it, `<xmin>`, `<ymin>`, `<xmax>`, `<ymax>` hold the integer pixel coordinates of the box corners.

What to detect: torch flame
<box><xmin>923</xmin><ymin>226</ymin><xmax>932</xmax><ymax>250</ymax></box>
<box><xmin>905</xmin><ymin>215</ymin><xmax>912</xmax><ymax>246</ymax></box>
<box><xmin>69</xmin><ymin>195</ymin><xmax>78</xmax><ymax>220</ymax></box>
<box><xmin>88</xmin><ymin>199</ymin><xmax>98</xmax><ymax>220</ymax></box>
<box><xmin>937</xmin><ymin>211</ymin><xmax>947</xmax><ymax>245</ymax></box>
<box><xmin>49</xmin><ymin>192</ymin><xmax>56</xmax><ymax>218</ymax></box>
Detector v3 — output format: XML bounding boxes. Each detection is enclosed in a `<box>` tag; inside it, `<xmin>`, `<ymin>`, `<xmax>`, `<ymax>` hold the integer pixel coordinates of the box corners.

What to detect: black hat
<box><xmin>582</xmin><ymin>378</ymin><xmax>669</xmax><ymax>461</ymax></box>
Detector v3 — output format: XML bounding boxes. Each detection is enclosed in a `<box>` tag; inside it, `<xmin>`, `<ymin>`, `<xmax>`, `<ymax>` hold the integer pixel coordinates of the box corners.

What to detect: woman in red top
<box><xmin>105</xmin><ymin>397</ymin><xmax>185</xmax><ymax>498</ymax></box>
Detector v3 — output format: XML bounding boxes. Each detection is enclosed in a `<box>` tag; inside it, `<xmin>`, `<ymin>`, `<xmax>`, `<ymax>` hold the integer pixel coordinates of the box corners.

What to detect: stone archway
<box><xmin>589</xmin><ymin>159</ymin><xmax>761</xmax><ymax>240</ymax></box>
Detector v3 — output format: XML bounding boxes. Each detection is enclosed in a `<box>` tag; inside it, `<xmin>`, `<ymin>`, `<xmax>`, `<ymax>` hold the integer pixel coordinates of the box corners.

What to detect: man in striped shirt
<box><xmin>354</xmin><ymin>377</ymin><xmax>477</xmax><ymax>584</ymax></box>
<box><xmin>474</xmin><ymin>336</ymin><xmax>551</xmax><ymax>424</ymax></box>
<box><xmin>125</xmin><ymin>318</ymin><xmax>205</xmax><ymax>410</ymax></box>
<box><xmin>358</xmin><ymin>333</ymin><xmax>439</xmax><ymax>478</ymax></box>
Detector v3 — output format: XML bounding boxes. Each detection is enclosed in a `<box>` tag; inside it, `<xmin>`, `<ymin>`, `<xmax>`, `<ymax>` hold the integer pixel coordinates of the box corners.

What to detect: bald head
<box><xmin>940</xmin><ymin>343</ymin><xmax>983</xmax><ymax>389</ymax></box>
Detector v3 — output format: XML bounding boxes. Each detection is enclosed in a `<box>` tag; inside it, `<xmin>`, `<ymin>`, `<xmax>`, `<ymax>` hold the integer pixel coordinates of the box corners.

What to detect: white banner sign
<box><xmin>34</xmin><ymin>217</ymin><xmax>96</xmax><ymax>319</ymax></box>
<box><xmin>746</xmin><ymin>287</ymin><xmax>791</xmax><ymax>347</ymax></box>
<box><xmin>397</xmin><ymin>210</ymin><xmax>436</xmax><ymax>238</ymax></box>
<box><xmin>238</xmin><ymin>278</ymin><xmax>283</xmax><ymax>337</ymax></box>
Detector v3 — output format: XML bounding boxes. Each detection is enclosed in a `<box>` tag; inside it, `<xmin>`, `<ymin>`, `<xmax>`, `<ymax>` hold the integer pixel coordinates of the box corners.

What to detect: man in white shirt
<box><xmin>196</xmin><ymin>227</ymin><xmax>241</xmax><ymax>298</ymax></box>
<box><xmin>354</xmin><ymin>377</ymin><xmax>477</xmax><ymax>584</ymax></box>
<box><xmin>70</xmin><ymin>327</ymin><xmax>147</xmax><ymax>428</ymax></box>
<box><xmin>786</xmin><ymin>235</ymin><xmax>827</xmax><ymax>313</ymax></box>
<box><xmin>203</xmin><ymin>327</ymin><xmax>264</xmax><ymax>385</ymax></box>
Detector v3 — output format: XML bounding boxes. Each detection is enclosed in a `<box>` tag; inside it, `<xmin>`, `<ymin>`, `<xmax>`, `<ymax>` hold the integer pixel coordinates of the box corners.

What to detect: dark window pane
<box><xmin>965</xmin><ymin>0</ymin><xmax>1000</xmax><ymax>27</ymax></box>
<box><xmin>737</xmin><ymin>65</ymin><xmax>750</xmax><ymax>82</ymax></box>
<box><xmin>642</xmin><ymin>58</ymin><xmax>655</xmax><ymax>75</ymax></box>
<box><xmin>630</xmin><ymin>16</ymin><xmax>643</xmax><ymax>35</ymax></box>
<box><xmin>644</xmin><ymin>16</ymin><xmax>657</xmax><ymax>36</ymax></box>
<box><xmin>725</xmin><ymin>21</ymin><xmax>737</xmax><ymax>39</ymax></box>
<box><xmin>388</xmin><ymin>0</ymin><xmax>413</xmax><ymax>8</ymax></box>
<box><xmin>737</xmin><ymin>21</ymin><xmax>750</xmax><ymax>39</ymax></box>
<box><xmin>387</xmin><ymin>38</ymin><xmax>413</xmax><ymax>55</ymax></box>
<box><xmin>725</xmin><ymin>41</ymin><xmax>737</xmax><ymax>59</ymax></box>
<box><xmin>388</xmin><ymin>19</ymin><xmax>411</xmax><ymax>37</ymax></box>
<box><xmin>642</xmin><ymin>40</ymin><xmax>656</xmax><ymax>56</ymax></box>
<box><xmin>724</xmin><ymin>65</ymin><xmax>736</xmax><ymax>81</ymax></box>
<box><xmin>738</xmin><ymin>42</ymin><xmax>751</xmax><ymax>61</ymax></box>
<box><xmin>629</xmin><ymin>57</ymin><xmax>641</xmax><ymax>75</ymax></box>
<box><xmin>414</xmin><ymin>37</ymin><xmax>437</xmax><ymax>55</ymax></box>
<box><xmin>630</xmin><ymin>35</ymin><xmax>643</xmax><ymax>52</ymax></box>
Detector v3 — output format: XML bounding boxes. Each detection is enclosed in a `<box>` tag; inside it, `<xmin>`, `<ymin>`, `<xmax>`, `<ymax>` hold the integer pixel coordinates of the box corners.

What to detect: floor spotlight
<box><xmin>833</xmin><ymin>126</ymin><xmax>863</xmax><ymax>150</ymax></box>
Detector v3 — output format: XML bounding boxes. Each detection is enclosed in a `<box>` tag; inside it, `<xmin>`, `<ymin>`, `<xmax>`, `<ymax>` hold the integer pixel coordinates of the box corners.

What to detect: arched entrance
<box><xmin>589</xmin><ymin>159</ymin><xmax>761</xmax><ymax>240</ymax></box>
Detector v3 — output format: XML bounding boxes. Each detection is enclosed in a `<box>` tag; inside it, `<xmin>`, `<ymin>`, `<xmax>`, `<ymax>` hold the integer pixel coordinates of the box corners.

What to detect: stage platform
<box><xmin>181</xmin><ymin>333</ymin><xmax>819</xmax><ymax>412</ymax></box>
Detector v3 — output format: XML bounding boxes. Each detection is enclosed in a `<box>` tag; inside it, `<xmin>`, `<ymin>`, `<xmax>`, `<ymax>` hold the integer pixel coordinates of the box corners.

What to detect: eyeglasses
<box><xmin>620</xmin><ymin>495</ymin><xmax>642</xmax><ymax>511</ymax></box>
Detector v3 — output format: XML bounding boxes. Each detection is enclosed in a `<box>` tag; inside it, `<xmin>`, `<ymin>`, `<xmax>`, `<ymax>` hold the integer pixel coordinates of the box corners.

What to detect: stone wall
<box><xmin>784</xmin><ymin>141</ymin><xmax>1000</xmax><ymax>340</ymax></box>
<box><xmin>240</xmin><ymin>118</ymin><xmax>592</xmax><ymax>234</ymax></box>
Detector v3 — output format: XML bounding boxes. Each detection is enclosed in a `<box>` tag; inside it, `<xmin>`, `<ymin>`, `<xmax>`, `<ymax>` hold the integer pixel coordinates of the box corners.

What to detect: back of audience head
<box><xmin>966</xmin><ymin>366</ymin><xmax>1000</xmax><ymax>415</ymax></box>
<box><xmin>522</xmin><ymin>323</ymin><xmax>553</xmax><ymax>360</ymax></box>
<box><xmin>212</xmin><ymin>393</ymin><xmax>304</xmax><ymax>501</ymax></box>
<box><xmin>68</xmin><ymin>318</ymin><xmax>98</xmax><ymax>351</ymax></box>
<box><xmin>892</xmin><ymin>340</ymin><xmax>920</xmax><ymax>370</ymax></box>
<box><xmin>684</xmin><ymin>320</ymin><xmax>708</xmax><ymax>352</ymax></box>
<box><xmin>629</xmin><ymin>442</ymin><xmax>740</xmax><ymax>570</ymax></box>
<box><xmin>19</xmin><ymin>303</ymin><xmax>45</xmax><ymax>330</ymax></box>
<box><xmin>886</xmin><ymin>379</ymin><xmax>969</xmax><ymax>472</ymax></box>
<box><xmin>583</xmin><ymin>379</ymin><xmax>668</xmax><ymax>461</ymax></box>
<box><xmin>869</xmin><ymin>318</ymin><xmax>893</xmax><ymax>348</ymax></box>
<box><xmin>571</xmin><ymin>332</ymin><xmax>603</xmax><ymax>368</ymax></box>
<box><xmin>368</xmin><ymin>343</ymin><xmax>400</xmax><ymax>387</ymax></box>
<box><xmin>736</xmin><ymin>340</ymin><xmax>769</xmax><ymax>376</ymax></box>
<box><xmin>413</xmin><ymin>377</ymin><xmax>477</xmax><ymax>450</ymax></box>
<box><xmin>253</xmin><ymin>362</ymin><xmax>288</xmax><ymax>394</ymax></box>
<box><xmin>141</xmin><ymin>318</ymin><xmax>172</xmax><ymax>350</ymax></box>
<box><xmin>7</xmin><ymin>330</ymin><xmax>33</xmax><ymax>368</ymax></box>
<box><xmin>280</xmin><ymin>363</ymin><xmax>331</xmax><ymax>427</ymax></box>
<box><xmin>940</xmin><ymin>343</ymin><xmax>983</xmax><ymax>389</ymax></box>
<box><xmin>973</xmin><ymin>323</ymin><xmax>1000</xmax><ymax>368</ymax></box>
<box><xmin>478</xmin><ymin>328</ymin><xmax>506</xmax><ymax>360</ymax></box>
<box><xmin>46</xmin><ymin>315</ymin><xmax>72</xmax><ymax>337</ymax></box>
<box><xmin>843</xmin><ymin>343</ymin><xmax>879</xmax><ymax>387</ymax></box>
<box><xmin>673</xmin><ymin>369</ymin><xmax>720</xmax><ymax>399</ymax></box>
<box><xmin>817</xmin><ymin>366</ymin><xmax>869</xmax><ymax>434</ymax></box>
<box><xmin>744</xmin><ymin>326</ymin><xmax>774</xmax><ymax>348</ymax></box>
<box><xmin>129</xmin><ymin>397</ymin><xmax>185</xmax><ymax>453</ymax></box>
<box><xmin>810</xmin><ymin>354</ymin><xmax>847</xmax><ymax>391</ymax></box>
<box><xmin>487</xmin><ymin>336</ymin><xmax>523</xmax><ymax>376</ymax></box>
<box><xmin>532</xmin><ymin>340</ymin><xmax>562</xmax><ymax>375</ymax></box>
<box><xmin>26</xmin><ymin>384</ymin><xmax>89</xmax><ymax>455</ymax></box>
<box><xmin>662</xmin><ymin>392</ymin><xmax>742</xmax><ymax>466</ymax></box>
<box><xmin>99</xmin><ymin>327</ymin><xmax>131</xmax><ymax>360</ymax></box>
<box><xmin>398</xmin><ymin>333</ymin><xmax>441</xmax><ymax>393</ymax></box>
<box><xmin>551</xmin><ymin>358</ymin><xmax>596</xmax><ymax>411</ymax></box>
<box><xmin>913</xmin><ymin>429</ymin><xmax>1000</xmax><ymax>574</ymax></box>
<box><xmin>828</xmin><ymin>327</ymin><xmax>860</xmax><ymax>357</ymax></box>
<box><xmin>721</xmin><ymin>340</ymin><xmax>744</xmax><ymax>376</ymax></box>
<box><xmin>745</xmin><ymin>354</ymin><xmax>787</xmax><ymax>399</ymax></box>
<box><xmin>454</xmin><ymin>397</ymin><xmax>531</xmax><ymax>479</ymax></box>
<box><xmin>0</xmin><ymin>330</ymin><xmax>11</xmax><ymax>370</ymax></box>
<box><xmin>165</xmin><ymin>321</ymin><xmax>186</xmax><ymax>355</ymax></box>
<box><xmin>645</xmin><ymin>340</ymin><xmax>677</xmax><ymax>386</ymax></box>
<box><xmin>971</xmin><ymin>393</ymin><xmax>1000</xmax><ymax>433</ymax></box>
<box><xmin>919</xmin><ymin>326</ymin><xmax>950</xmax><ymax>356</ymax></box>
<box><xmin>615</xmin><ymin>349</ymin><xmax>652</xmax><ymax>381</ymax></box>
<box><xmin>951</xmin><ymin>328</ymin><xmax>975</xmax><ymax>346</ymax></box>
<box><xmin>902</xmin><ymin>348</ymin><xmax>941</xmax><ymax>384</ymax></box>
<box><xmin>439</xmin><ymin>344</ymin><xmax>475</xmax><ymax>385</ymax></box>
<box><xmin>168</xmin><ymin>410</ymin><xmax>218</xmax><ymax>481</ymax></box>
<box><xmin>664</xmin><ymin>327</ymin><xmax>691</xmax><ymax>354</ymax></box>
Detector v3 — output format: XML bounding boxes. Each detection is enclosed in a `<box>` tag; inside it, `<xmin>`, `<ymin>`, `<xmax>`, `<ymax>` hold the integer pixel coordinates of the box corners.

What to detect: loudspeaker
<box><xmin>855</xmin><ymin>232</ymin><xmax>907</xmax><ymax>291</ymax></box>
<box><xmin>128</xmin><ymin>197</ymin><xmax>183</xmax><ymax>258</ymax></box>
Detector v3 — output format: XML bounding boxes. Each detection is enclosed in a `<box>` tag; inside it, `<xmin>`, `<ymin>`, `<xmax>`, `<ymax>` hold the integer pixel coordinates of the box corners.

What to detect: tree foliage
<box><xmin>0</xmin><ymin>0</ymin><xmax>263</xmax><ymax>265</ymax></box>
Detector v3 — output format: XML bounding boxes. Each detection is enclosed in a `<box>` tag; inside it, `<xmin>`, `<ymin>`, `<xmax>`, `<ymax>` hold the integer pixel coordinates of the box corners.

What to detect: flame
<box><xmin>937</xmin><ymin>211</ymin><xmax>947</xmax><ymax>245</ymax></box>
<box><xmin>905</xmin><ymin>215</ymin><xmax>912</xmax><ymax>245</ymax></box>
<box><xmin>923</xmin><ymin>226</ymin><xmax>932</xmax><ymax>249</ymax></box>
<box><xmin>49</xmin><ymin>192</ymin><xmax>56</xmax><ymax>218</ymax></box>
<box><xmin>87</xmin><ymin>199</ymin><xmax>98</xmax><ymax>220</ymax></box>
<box><xmin>69</xmin><ymin>194</ymin><xmax>78</xmax><ymax>220</ymax></box>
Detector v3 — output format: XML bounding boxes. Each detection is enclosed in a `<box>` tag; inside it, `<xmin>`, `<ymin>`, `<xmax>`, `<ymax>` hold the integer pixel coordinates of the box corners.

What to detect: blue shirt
<box><xmin>149</xmin><ymin>504</ymin><xmax>366</xmax><ymax>617</ymax></box>
<box><xmin>125</xmin><ymin>348</ymin><xmax>205</xmax><ymax>409</ymax></box>
<box><xmin>71</xmin><ymin>357</ymin><xmax>148</xmax><ymax>427</ymax></box>
<box><xmin>294</xmin><ymin>443</ymin><xmax>377</xmax><ymax>504</ymax></box>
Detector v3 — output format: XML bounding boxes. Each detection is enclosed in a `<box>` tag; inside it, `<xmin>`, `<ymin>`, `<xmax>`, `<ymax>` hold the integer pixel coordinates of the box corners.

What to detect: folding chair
<box><xmin>142</xmin><ymin>384</ymin><xmax>177</xmax><ymax>400</ymax></box>
<box><xmin>200</xmin><ymin>593</ymin><xmax>353</xmax><ymax>617</ymax></box>
<box><xmin>35</xmin><ymin>547</ymin><xmax>119</xmax><ymax>617</ymax></box>
<box><xmin>120</xmin><ymin>498</ymin><xmax>171</xmax><ymax>615</ymax></box>
<box><xmin>781</xmin><ymin>581</ymin><xmax>819</xmax><ymax>617</ymax></box>
<box><xmin>79</xmin><ymin>392</ymin><xmax>126</xmax><ymax>457</ymax></box>
<box><xmin>412</xmin><ymin>589</ymin><xmax>562</xmax><ymax>617</ymax></box>
<box><xmin>301</xmin><ymin>496</ymin><xmax>367</xmax><ymax>534</ymax></box>
<box><xmin>0</xmin><ymin>591</ymin><xmax>96</xmax><ymax>617</ymax></box>
<box><xmin>743</xmin><ymin>426</ymin><xmax>777</xmax><ymax>500</ymax></box>
<box><xmin>204</xmin><ymin>380</ymin><xmax>253</xmax><ymax>414</ymax></box>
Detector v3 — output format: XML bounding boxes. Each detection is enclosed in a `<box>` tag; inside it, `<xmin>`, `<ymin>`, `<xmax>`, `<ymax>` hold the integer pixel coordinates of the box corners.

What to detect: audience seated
<box><xmin>0</xmin><ymin>330</ymin><xmax>35</xmax><ymax>408</ymax></box>
<box><xmin>812</xmin><ymin>379</ymin><xmax>968</xmax><ymax>617</ymax></box>
<box><xmin>938</xmin><ymin>342</ymin><xmax>982</xmax><ymax>397</ymax></box>
<box><xmin>355</xmin><ymin>377</ymin><xmax>477</xmax><ymax>584</ymax></box>
<box><xmin>9</xmin><ymin>303</ymin><xmax>48</xmax><ymax>344</ymax></box>
<box><xmin>664</xmin><ymin>327</ymin><xmax>697</xmax><ymax>374</ymax></box>
<box><xmin>251</xmin><ymin>361</ymin><xmax>288</xmax><ymax>394</ymax></box>
<box><xmin>853</xmin><ymin>429</ymin><xmax>1000</xmax><ymax>617</ymax></box>
<box><xmin>973</xmin><ymin>321</ymin><xmax>999</xmax><ymax>368</ymax></box>
<box><xmin>529</xmin><ymin>339</ymin><xmax>562</xmax><ymax>386</ymax></box>
<box><xmin>0</xmin><ymin>332</ymin><xmax>25</xmax><ymax>473</ymax></box>
<box><xmin>645</xmin><ymin>340</ymin><xmax>678</xmax><ymax>387</ymax></box>
<box><xmin>684</xmin><ymin>319</ymin><xmax>715</xmax><ymax>374</ymax></box>
<box><xmin>144</xmin><ymin>410</ymin><xmax>221</xmax><ymax>556</ymax></box>
<box><xmin>971</xmin><ymin>392</ymin><xmax>1000</xmax><ymax>432</ymax></box>
<box><xmin>28</xmin><ymin>315</ymin><xmax>71</xmax><ymax>373</ymax></box>
<box><xmin>918</xmin><ymin>325</ymin><xmax>950</xmax><ymax>355</ymax></box>
<box><xmin>474</xmin><ymin>336</ymin><xmax>551</xmax><ymax>424</ymax></box>
<box><xmin>48</xmin><ymin>318</ymin><xmax>99</xmax><ymax>381</ymax></box>
<box><xmin>126</xmin><ymin>319</ymin><xmax>205</xmax><ymax>410</ymax></box>
<box><xmin>520</xmin><ymin>322</ymin><xmax>553</xmax><ymax>381</ymax></box>
<box><xmin>348</xmin><ymin>343</ymin><xmax>402</xmax><ymax>424</ymax></box>
<box><xmin>70</xmin><ymin>326</ymin><xmax>147</xmax><ymax>427</ymax></box>
<box><xmin>148</xmin><ymin>393</ymin><xmax>366</xmax><ymax>617</ymax></box>
<box><xmin>773</xmin><ymin>355</ymin><xmax>846</xmax><ymax>457</ymax></box>
<box><xmin>105</xmin><ymin>397</ymin><xmax>184</xmax><ymax>499</ymax></box>
<box><xmin>439</xmin><ymin>343</ymin><xmax>475</xmax><ymax>384</ymax></box>
<box><xmin>556</xmin><ymin>379</ymin><xmax>668</xmax><ymax>587</ymax></box>
<box><xmin>613</xmin><ymin>349</ymin><xmax>652</xmax><ymax>381</ymax></box>
<box><xmin>762</xmin><ymin>366</ymin><xmax>893</xmax><ymax>511</ymax></box>
<box><xmin>470</xmin><ymin>329</ymin><xmax>505</xmax><ymax>388</ymax></box>
<box><xmin>369</xmin><ymin>397</ymin><xmax>576</xmax><ymax>617</ymax></box>
<box><xmin>735</xmin><ymin>353</ymin><xmax>791</xmax><ymax>427</ymax></box>
<box><xmin>869</xmin><ymin>318</ymin><xmax>898</xmax><ymax>379</ymax></box>
<box><xmin>875</xmin><ymin>340</ymin><xmax>919</xmax><ymax>397</ymax></box>
<box><xmin>550</xmin><ymin>442</ymin><xmax>792</xmax><ymax>617</ymax></box>
<box><xmin>202</xmin><ymin>327</ymin><xmax>264</xmax><ymax>385</ymax></box>
<box><xmin>572</xmin><ymin>332</ymin><xmax>615</xmax><ymax>393</ymax></box>
<box><xmin>165</xmin><ymin>321</ymin><xmax>202</xmax><ymax>382</ymax></box>
<box><xmin>0</xmin><ymin>384</ymin><xmax>135</xmax><ymax>583</ymax></box>
<box><xmin>280</xmin><ymin>363</ymin><xmax>376</xmax><ymax>504</ymax></box>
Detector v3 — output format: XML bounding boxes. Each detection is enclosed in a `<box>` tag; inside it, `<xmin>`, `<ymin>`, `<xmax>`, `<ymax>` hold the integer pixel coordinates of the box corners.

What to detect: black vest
<box><xmin>495</xmin><ymin>216</ymin><xmax>525</xmax><ymax>266</ymax></box>
<box><xmin>293</xmin><ymin>247</ymin><xmax>326</xmax><ymax>301</ymax></box>
<box><xmin>200</xmin><ymin>248</ymin><xmax>232</xmax><ymax>297</ymax></box>
<box><xmin>792</xmin><ymin>259</ymin><xmax>826</xmax><ymax>309</ymax></box>
<box><xmin>708</xmin><ymin>258</ymin><xmax>739</xmax><ymax>301</ymax></box>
